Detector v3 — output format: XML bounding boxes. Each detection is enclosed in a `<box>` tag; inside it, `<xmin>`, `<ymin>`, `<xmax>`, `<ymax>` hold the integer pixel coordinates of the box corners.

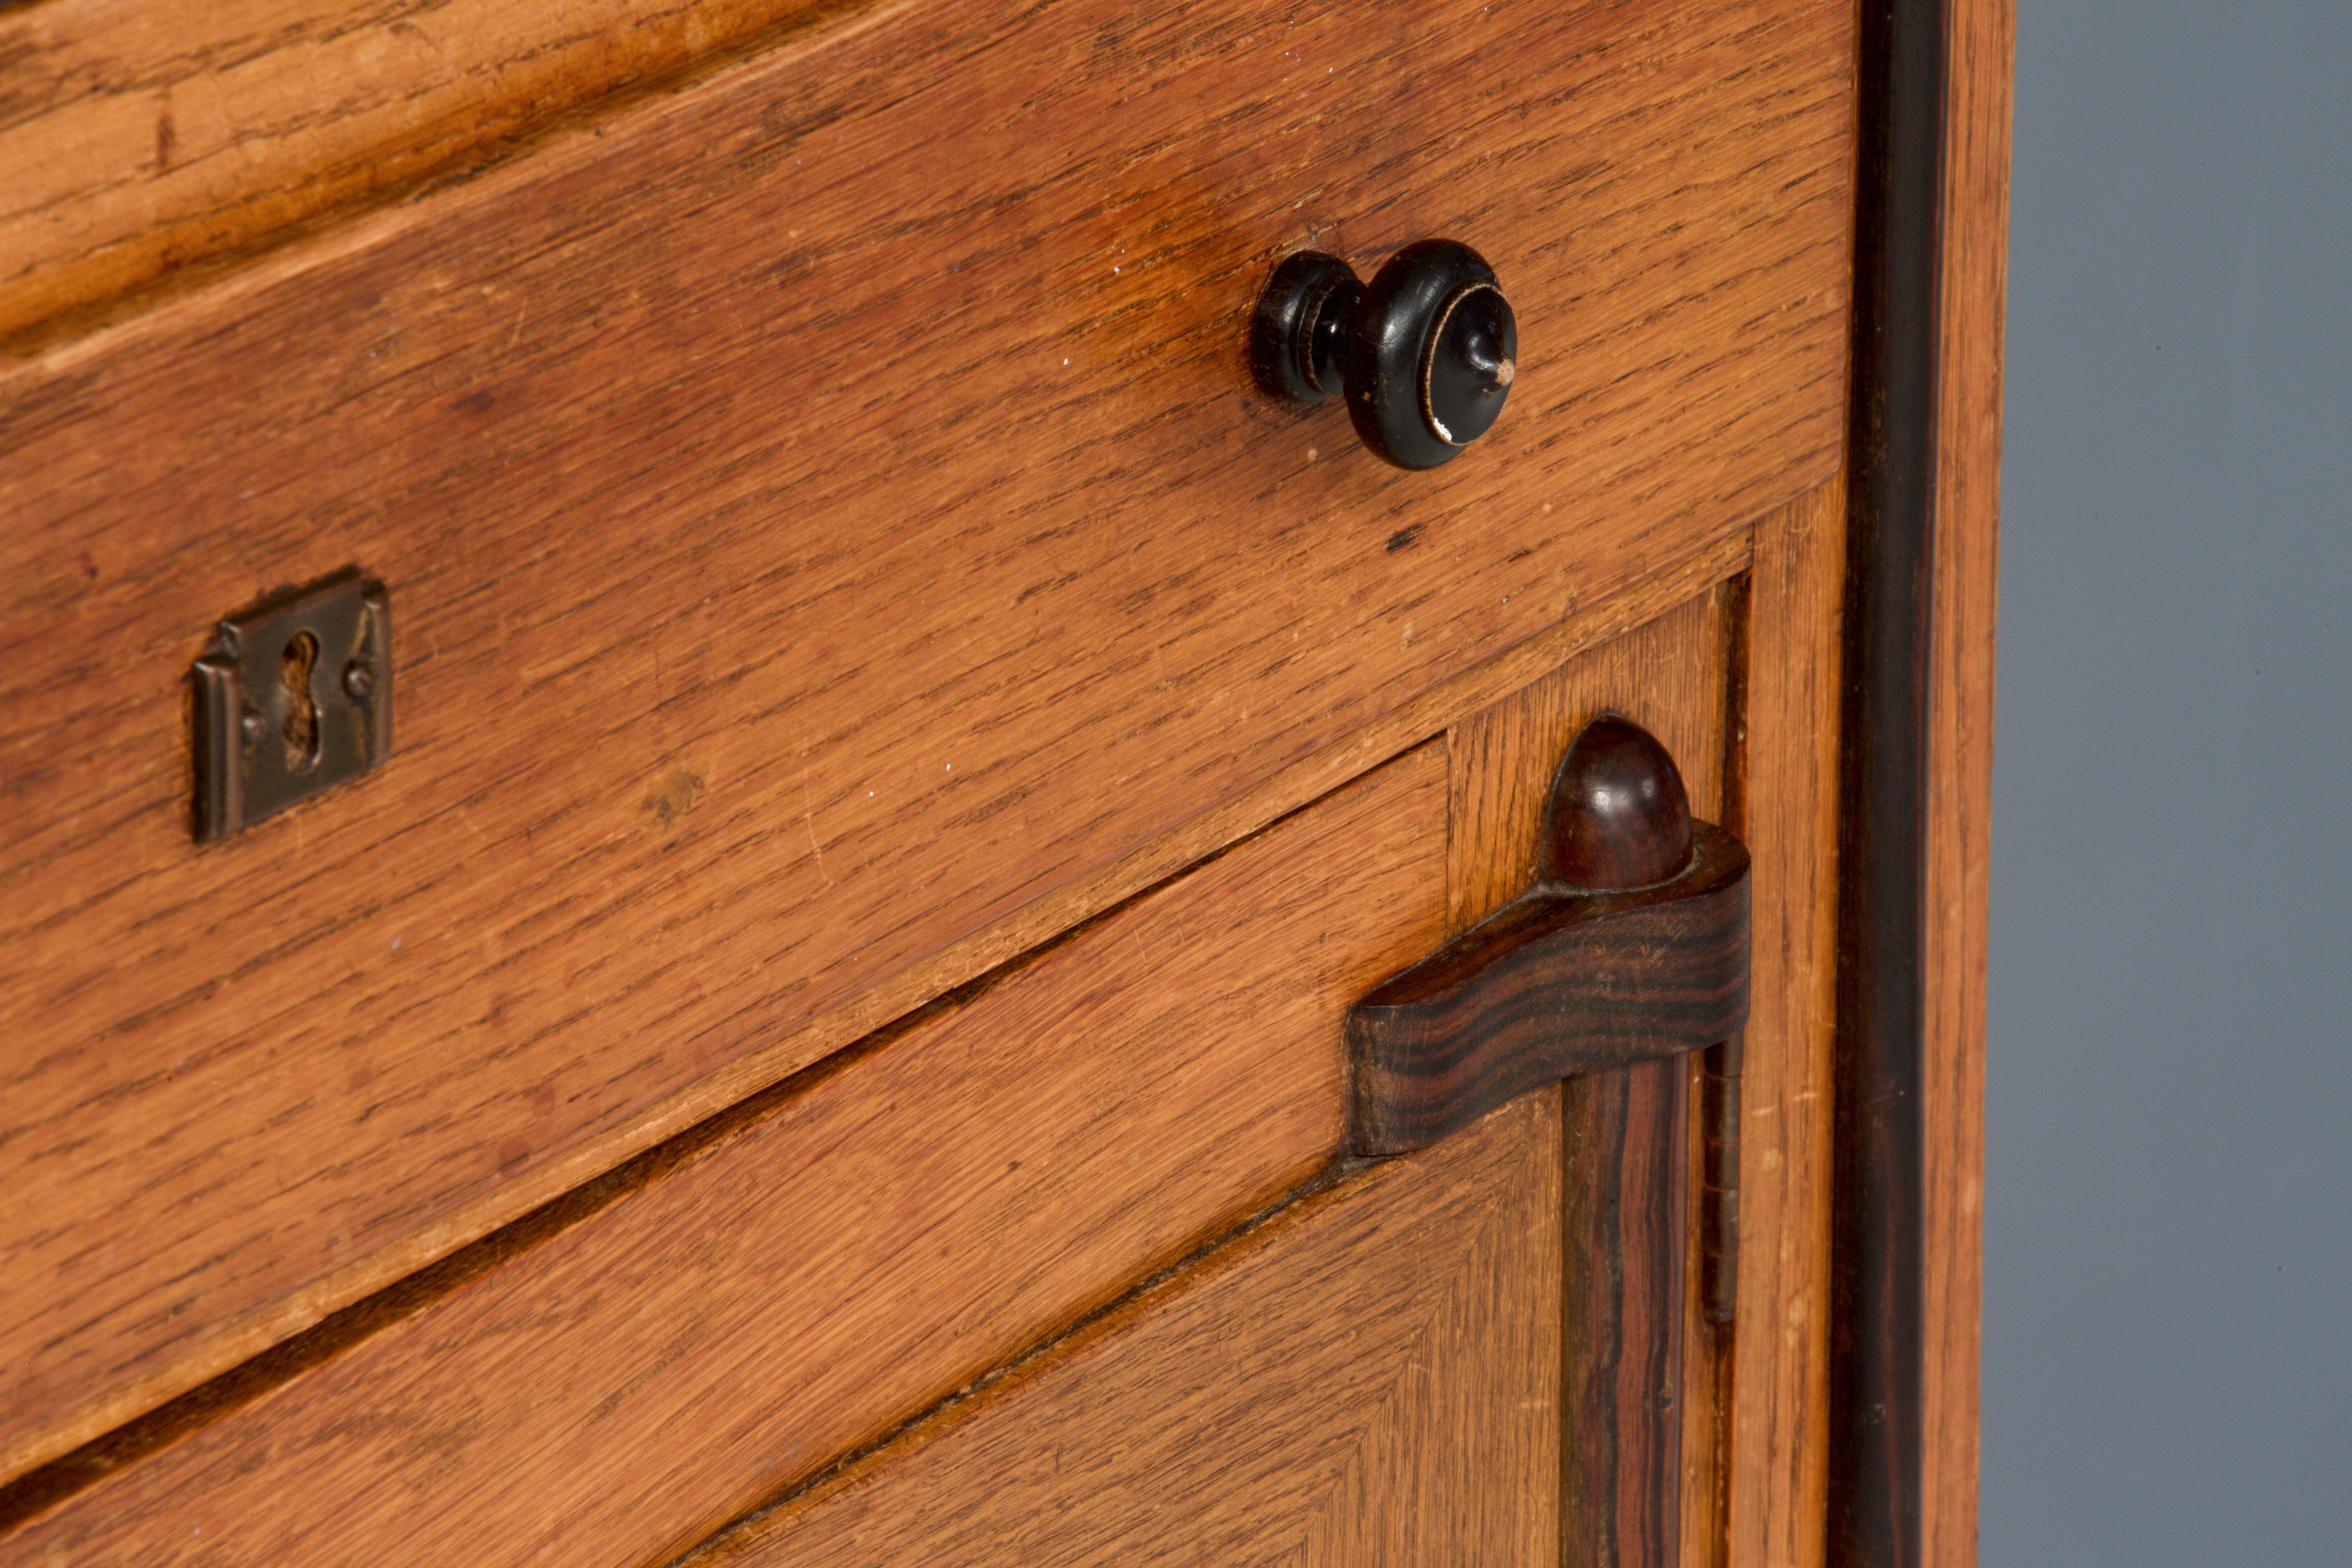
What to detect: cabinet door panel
<box><xmin>690</xmin><ymin>1093</ymin><xmax>1563</xmax><ymax>1568</ymax></box>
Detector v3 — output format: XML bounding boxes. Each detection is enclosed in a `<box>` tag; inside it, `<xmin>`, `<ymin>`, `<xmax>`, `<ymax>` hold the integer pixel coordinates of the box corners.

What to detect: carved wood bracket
<box><xmin>1347</xmin><ymin>716</ymin><xmax>1752</xmax><ymax>1157</ymax></box>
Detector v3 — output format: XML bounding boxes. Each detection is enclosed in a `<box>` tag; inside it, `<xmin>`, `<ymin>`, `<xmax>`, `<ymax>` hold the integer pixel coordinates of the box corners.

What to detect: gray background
<box><xmin>1986</xmin><ymin>0</ymin><xmax>2351</xmax><ymax>1560</ymax></box>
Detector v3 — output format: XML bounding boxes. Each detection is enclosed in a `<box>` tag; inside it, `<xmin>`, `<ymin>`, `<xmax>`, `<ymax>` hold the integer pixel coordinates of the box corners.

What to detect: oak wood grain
<box><xmin>0</xmin><ymin>0</ymin><xmax>1853</xmax><ymax>1483</ymax></box>
<box><xmin>0</xmin><ymin>0</ymin><xmax>876</xmax><ymax>346</ymax></box>
<box><xmin>1924</xmin><ymin>2</ymin><xmax>2010</xmax><ymax>1561</ymax></box>
<box><xmin>678</xmin><ymin>1090</ymin><xmax>1561</xmax><ymax>1568</ymax></box>
<box><xmin>0</xmin><ymin>746</ymin><xmax>1447</xmax><ymax>1568</ymax></box>
<box><xmin>1435</xmin><ymin>584</ymin><xmax>1731</xmax><ymax>1568</ymax></box>
<box><xmin>1684</xmin><ymin>575</ymin><xmax>1751</xmax><ymax>1568</ymax></box>
<box><xmin>1724</xmin><ymin>481</ymin><xmax>1848</xmax><ymax>1568</ymax></box>
<box><xmin>0</xmin><ymin>529</ymin><xmax>1748</xmax><ymax>1498</ymax></box>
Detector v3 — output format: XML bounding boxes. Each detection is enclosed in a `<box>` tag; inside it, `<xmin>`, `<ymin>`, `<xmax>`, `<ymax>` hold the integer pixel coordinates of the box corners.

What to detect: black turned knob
<box><xmin>1250</xmin><ymin>240</ymin><xmax>1517</xmax><ymax>470</ymax></box>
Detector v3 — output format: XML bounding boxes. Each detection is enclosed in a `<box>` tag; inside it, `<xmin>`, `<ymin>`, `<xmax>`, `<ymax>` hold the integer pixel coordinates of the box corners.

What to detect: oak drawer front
<box><xmin>0</xmin><ymin>749</ymin><xmax>1447</xmax><ymax>1568</ymax></box>
<box><xmin>0</xmin><ymin>0</ymin><xmax>1856</xmax><ymax>1478</ymax></box>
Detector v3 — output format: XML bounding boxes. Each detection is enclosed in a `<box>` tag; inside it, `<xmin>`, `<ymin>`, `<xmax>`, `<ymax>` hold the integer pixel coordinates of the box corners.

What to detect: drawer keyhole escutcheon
<box><xmin>191</xmin><ymin>568</ymin><xmax>393</xmax><ymax>842</ymax></box>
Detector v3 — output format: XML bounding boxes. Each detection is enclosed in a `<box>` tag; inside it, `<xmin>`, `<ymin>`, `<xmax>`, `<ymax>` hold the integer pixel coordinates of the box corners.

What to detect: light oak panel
<box><xmin>1724</xmin><ymin>481</ymin><xmax>1846</xmax><ymax>1568</ymax></box>
<box><xmin>0</xmin><ymin>0</ymin><xmax>1854</xmax><ymax>1481</ymax></box>
<box><xmin>682</xmin><ymin>1091</ymin><xmax>1561</xmax><ymax>1568</ymax></box>
<box><xmin>1924</xmin><ymin>1</ymin><xmax>2011</xmax><ymax>1561</ymax></box>
<box><xmin>0</xmin><ymin>748</ymin><xmax>1446</xmax><ymax>1568</ymax></box>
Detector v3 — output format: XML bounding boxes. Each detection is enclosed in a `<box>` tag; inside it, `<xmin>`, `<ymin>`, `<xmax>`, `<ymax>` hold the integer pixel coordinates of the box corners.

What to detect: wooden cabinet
<box><xmin>0</xmin><ymin>0</ymin><xmax>2008</xmax><ymax>1562</ymax></box>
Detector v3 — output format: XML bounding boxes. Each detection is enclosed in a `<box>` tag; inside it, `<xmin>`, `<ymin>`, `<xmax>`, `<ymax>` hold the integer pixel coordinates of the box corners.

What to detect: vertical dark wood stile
<box><xmin>1561</xmin><ymin>1057</ymin><xmax>1689</xmax><ymax>1568</ymax></box>
<box><xmin>1832</xmin><ymin>0</ymin><xmax>1949</xmax><ymax>1563</ymax></box>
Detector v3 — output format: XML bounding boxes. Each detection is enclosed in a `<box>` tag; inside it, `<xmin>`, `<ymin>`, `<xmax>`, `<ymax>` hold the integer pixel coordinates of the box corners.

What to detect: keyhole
<box><xmin>279</xmin><ymin>631</ymin><xmax>321</xmax><ymax>773</ymax></box>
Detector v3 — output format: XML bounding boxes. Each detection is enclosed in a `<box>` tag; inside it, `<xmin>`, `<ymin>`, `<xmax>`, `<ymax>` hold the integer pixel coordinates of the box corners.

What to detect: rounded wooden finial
<box><xmin>1538</xmin><ymin>715</ymin><xmax>1694</xmax><ymax>891</ymax></box>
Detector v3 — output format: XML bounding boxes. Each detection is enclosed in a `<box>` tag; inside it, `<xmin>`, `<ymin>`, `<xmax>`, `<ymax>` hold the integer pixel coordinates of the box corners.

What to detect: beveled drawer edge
<box><xmin>0</xmin><ymin>508</ymin><xmax>1767</xmax><ymax>1496</ymax></box>
<box><xmin>665</xmin><ymin>1087</ymin><xmax>1566</xmax><ymax>1567</ymax></box>
<box><xmin>664</xmin><ymin>1104</ymin><xmax>1441</xmax><ymax>1568</ymax></box>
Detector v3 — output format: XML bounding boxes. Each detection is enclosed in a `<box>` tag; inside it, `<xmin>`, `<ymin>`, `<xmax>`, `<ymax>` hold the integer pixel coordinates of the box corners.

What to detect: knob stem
<box><xmin>1250</xmin><ymin>252</ymin><xmax>1361</xmax><ymax>404</ymax></box>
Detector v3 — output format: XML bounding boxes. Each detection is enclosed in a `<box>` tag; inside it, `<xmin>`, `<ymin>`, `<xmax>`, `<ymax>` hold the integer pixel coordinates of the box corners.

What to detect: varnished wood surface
<box><xmin>0</xmin><ymin>0</ymin><xmax>1854</xmax><ymax>1483</ymax></box>
<box><xmin>0</xmin><ymin>749</ymin><xmax>1447</xmax><ymax>1567</ymax></box>
<box><xmin>1724</xmin><ymin>483</ymin><xmax>1847</xmax><ymax>1568</ymax></box>
<box><xmin>1434</xmin><ymin>584</ymin><xmax>1731</xmax><ymax>1568</ymax></box>
<box><xmin>1924</xmin><ymin>1</ymin><xmax>2010</xmax><ymax>1561</ymax></box>
<box><xmin>681</xmin><ymin>1091</ymin><xmax>1562</xmax><ymax>1568</ymax></box>
<box><xmin>1685</xmin><ymin>1035</ymin><xmax>1735</xmax><ymax>1568</ymax></box>
<box><xmin>1348</xmin><ymin>828</ymin><xmax>1749</xmax><ymax>1156</ymax></box>
<box><xmin>0</xmin><ymin>0</ymin><xmax>870</xmax><ymax>346</ymax></box>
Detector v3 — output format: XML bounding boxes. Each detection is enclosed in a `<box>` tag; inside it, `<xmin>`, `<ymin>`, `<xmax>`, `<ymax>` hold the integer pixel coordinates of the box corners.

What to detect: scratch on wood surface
<box><xmin>800</xmin><ymin>764</ymin><xmax>834</xmax><ymax>885</ymax></box>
